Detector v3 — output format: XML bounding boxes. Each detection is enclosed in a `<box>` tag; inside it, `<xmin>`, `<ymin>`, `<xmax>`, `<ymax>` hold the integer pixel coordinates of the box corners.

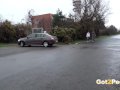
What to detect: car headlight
<box><xmin>18</xmin><ymin>39</ymin><xmax>20</xmax><ymax>42</ymax></box>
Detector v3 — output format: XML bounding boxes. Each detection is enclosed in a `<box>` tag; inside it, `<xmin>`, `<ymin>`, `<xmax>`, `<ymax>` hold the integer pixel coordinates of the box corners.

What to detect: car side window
<box><xmin>27</xmin><ymin>34</ymin><xmax>35</xmax><ymax>38</ymax></box>
<box><xmin>35</xmin><ymin>34</ymin><xmax>42</xmax><ymax>38</ymax></box>
<box><xmin>41</xmin><ymin>34</ymin><xmax>46</xmax><ymax>38</ymax></box>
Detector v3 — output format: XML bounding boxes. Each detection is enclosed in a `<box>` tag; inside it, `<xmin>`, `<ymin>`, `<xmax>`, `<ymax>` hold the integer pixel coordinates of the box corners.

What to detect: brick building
<box><xmin>32</xmin><ymin>13</ymin><xmax>53</xmax><ymax>33</ymax></box>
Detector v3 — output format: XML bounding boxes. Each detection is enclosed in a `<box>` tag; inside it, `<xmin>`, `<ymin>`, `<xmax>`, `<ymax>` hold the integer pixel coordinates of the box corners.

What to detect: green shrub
<box><xmin>0</xmin><ymin>20</ymin><xmax>31</xmax><ymax>43</ymax></box>
<box><xmin>52</xmin><ymin>27</ymin><xmax>76</xmax><ymax>43</ymax></box>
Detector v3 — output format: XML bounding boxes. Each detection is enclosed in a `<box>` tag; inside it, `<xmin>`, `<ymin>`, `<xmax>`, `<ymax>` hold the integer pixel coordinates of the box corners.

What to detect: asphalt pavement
<box><xmin>0</xmin><ymin>35</ymin><xmax>120</xmax><ymax>90</ymax></box>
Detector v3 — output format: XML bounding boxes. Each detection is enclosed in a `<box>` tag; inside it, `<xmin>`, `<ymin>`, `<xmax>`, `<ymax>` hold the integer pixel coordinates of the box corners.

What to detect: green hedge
<box><xmin>0</xmin><ymin>20</ymin><xmax>31</xmax><ymax>43</ymax></box>
<box><xmin>51</xmin><ymin>27</ymin><xmax>76</xmax><ymax>43</ymax></box>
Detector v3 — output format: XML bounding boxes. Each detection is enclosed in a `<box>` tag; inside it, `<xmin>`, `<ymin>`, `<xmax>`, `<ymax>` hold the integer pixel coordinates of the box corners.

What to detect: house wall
<box><xmin>32</xmin><ymin>14</ymin><xmax>53</xmax><ymax>33</ymax></box>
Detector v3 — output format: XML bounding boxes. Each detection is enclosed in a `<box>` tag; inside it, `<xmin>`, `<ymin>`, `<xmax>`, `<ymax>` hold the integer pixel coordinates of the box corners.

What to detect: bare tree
<box><xmin>24</xmin><ymin>9</ymin><xmax>34</xmax><ymax>34</ymax></box>
<box><xmin>73</xmin><ymin>0</ymin><xmax>109</xmax><ymax>37</ymax></box>
<box><xmin>26</xmin><ymin>9</ymin><xmax>35</xmax><ymax>25</ymax></box>
<box><xmin>73</xmin><ymin>0</ymin><xmax>109</xmax><ymax>21</ymax></box>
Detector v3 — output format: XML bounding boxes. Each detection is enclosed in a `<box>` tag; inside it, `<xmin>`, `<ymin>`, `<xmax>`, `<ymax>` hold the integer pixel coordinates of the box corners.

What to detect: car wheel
<box><xmin>20</xmin><ymin>41</ymin><xmax>25</xmax><ymax>47</ymax></box>
<box><xmin>43</xmin><ymin>42</ymin><xmax>48</xmax><ymax>47</ymax></box>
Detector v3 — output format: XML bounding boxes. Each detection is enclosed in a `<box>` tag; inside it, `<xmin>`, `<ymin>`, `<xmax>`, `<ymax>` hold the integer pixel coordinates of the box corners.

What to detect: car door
<box><xmin>34</xmin><ymin>33</ymin><xmax>44</xmax><ymax>45</ymax></box>
<box><xmin>26</xmin><ymin>34</ymin><xmax>36</xmax><ymax>45</ymax></box>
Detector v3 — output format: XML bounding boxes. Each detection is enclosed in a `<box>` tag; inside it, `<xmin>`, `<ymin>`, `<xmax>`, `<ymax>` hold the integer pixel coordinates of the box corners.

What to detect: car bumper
<box><xmin>48</xmin><ymin>40</ymin><xmax>58</xmax><ymax>44</ymax></box>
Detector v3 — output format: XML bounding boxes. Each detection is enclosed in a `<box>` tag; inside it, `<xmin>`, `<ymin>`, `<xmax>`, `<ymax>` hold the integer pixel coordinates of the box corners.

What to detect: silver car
<box><xmin>18</xmin><ymin>33</ymin><xmax>58</xmax><ymax>47</ymax></box>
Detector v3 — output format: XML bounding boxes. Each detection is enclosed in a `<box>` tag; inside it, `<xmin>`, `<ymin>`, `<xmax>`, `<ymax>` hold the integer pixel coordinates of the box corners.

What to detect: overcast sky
<box><xmin>0</xmin><ymin>0</ymin><xmax>120</xmax><ymax>29</ymax></box>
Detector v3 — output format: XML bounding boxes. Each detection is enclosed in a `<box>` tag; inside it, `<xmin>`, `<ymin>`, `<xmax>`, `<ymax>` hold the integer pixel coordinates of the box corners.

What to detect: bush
<box><xmin>0</xmin><ymin>20</ymin><xmax>16</xmax><ymax>43</ymax></box>
<box><xmin>0</xmin><ymin>20</ymin><xmax>32</xmax><ymax>43</ymax></box>
<box><xmin>106</xmin><ymin>25</ymin><xmax>118</xmax><ymax>35</ymax></box>
<box><xmin>52</xmin><ymin>27</ymin><xmax>76</xmax><ymax>43</ymax></box>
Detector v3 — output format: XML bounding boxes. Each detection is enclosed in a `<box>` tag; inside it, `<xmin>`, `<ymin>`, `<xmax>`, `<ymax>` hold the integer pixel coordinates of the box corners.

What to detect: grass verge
<box><xmin>0</xmin><ymin>43</ymin><xmax>8</xmax><ymax>48</ymax></box>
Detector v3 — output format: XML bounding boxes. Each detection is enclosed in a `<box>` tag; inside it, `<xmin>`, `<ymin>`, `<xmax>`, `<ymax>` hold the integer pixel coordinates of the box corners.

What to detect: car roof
<box><xmin>33</xmin><ymin>33</ymin><xmax>45</xmax><ymax>34</ymax></box>
<box><xmin>34</xmin><ymin>33</ymin><xmax>51</xmax><ymax>35</ymax></box>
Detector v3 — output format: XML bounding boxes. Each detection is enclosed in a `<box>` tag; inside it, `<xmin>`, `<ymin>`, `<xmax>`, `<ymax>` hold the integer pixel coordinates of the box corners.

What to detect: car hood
<box><xmin>18</xmin><ymin>37</ymin><xmax>27</xmax><ymax>41</ymax></box>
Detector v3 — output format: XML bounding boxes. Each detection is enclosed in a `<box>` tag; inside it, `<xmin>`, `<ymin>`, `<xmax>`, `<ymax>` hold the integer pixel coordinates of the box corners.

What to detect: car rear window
<box><xmin>45</xmin><ymin>33</ymin><xmax>53</xmax><ymax>38</ymax></box>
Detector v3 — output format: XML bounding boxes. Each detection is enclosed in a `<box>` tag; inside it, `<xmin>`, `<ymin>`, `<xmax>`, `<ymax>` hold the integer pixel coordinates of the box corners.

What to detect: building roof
<box><xmin>32</xmin><ymin>13</ymin><xmax>53</xmax><ymax>20</ymax></box>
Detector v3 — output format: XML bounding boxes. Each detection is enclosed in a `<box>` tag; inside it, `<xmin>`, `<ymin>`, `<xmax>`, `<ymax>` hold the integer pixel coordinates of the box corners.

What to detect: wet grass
<box><xmin>71</xmin><ymin>35</ymin><xmax>110</xmax><ymax>44</ymax></box>
<box><xmin>97</xmin><ymin>35</ymin><xmax>110</xmax><ymax>40</ymax></box>
<box><xmin>0</xmin><ymin>43</ymin><xmax>8</xmax><ymax>48</ymax></box>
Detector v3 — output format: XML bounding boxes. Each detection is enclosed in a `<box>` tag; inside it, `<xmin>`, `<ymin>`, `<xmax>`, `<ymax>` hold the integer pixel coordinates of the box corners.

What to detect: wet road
<box><xmin>0</xmin><ymin>35</ymin><xmax>120</xmax><ymax>90</ymax></box>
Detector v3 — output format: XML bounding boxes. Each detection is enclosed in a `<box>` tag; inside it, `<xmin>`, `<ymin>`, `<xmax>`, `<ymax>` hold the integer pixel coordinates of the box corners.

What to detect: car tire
<box><xmin>20</xmin><ymin>41</ymin><xmax>25</xmax><ymax>47</ymax></box>
<box><xmin>43</xmin><ymin>42</ymin><xmax>48</xmax><ymax>47</ymax></box>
